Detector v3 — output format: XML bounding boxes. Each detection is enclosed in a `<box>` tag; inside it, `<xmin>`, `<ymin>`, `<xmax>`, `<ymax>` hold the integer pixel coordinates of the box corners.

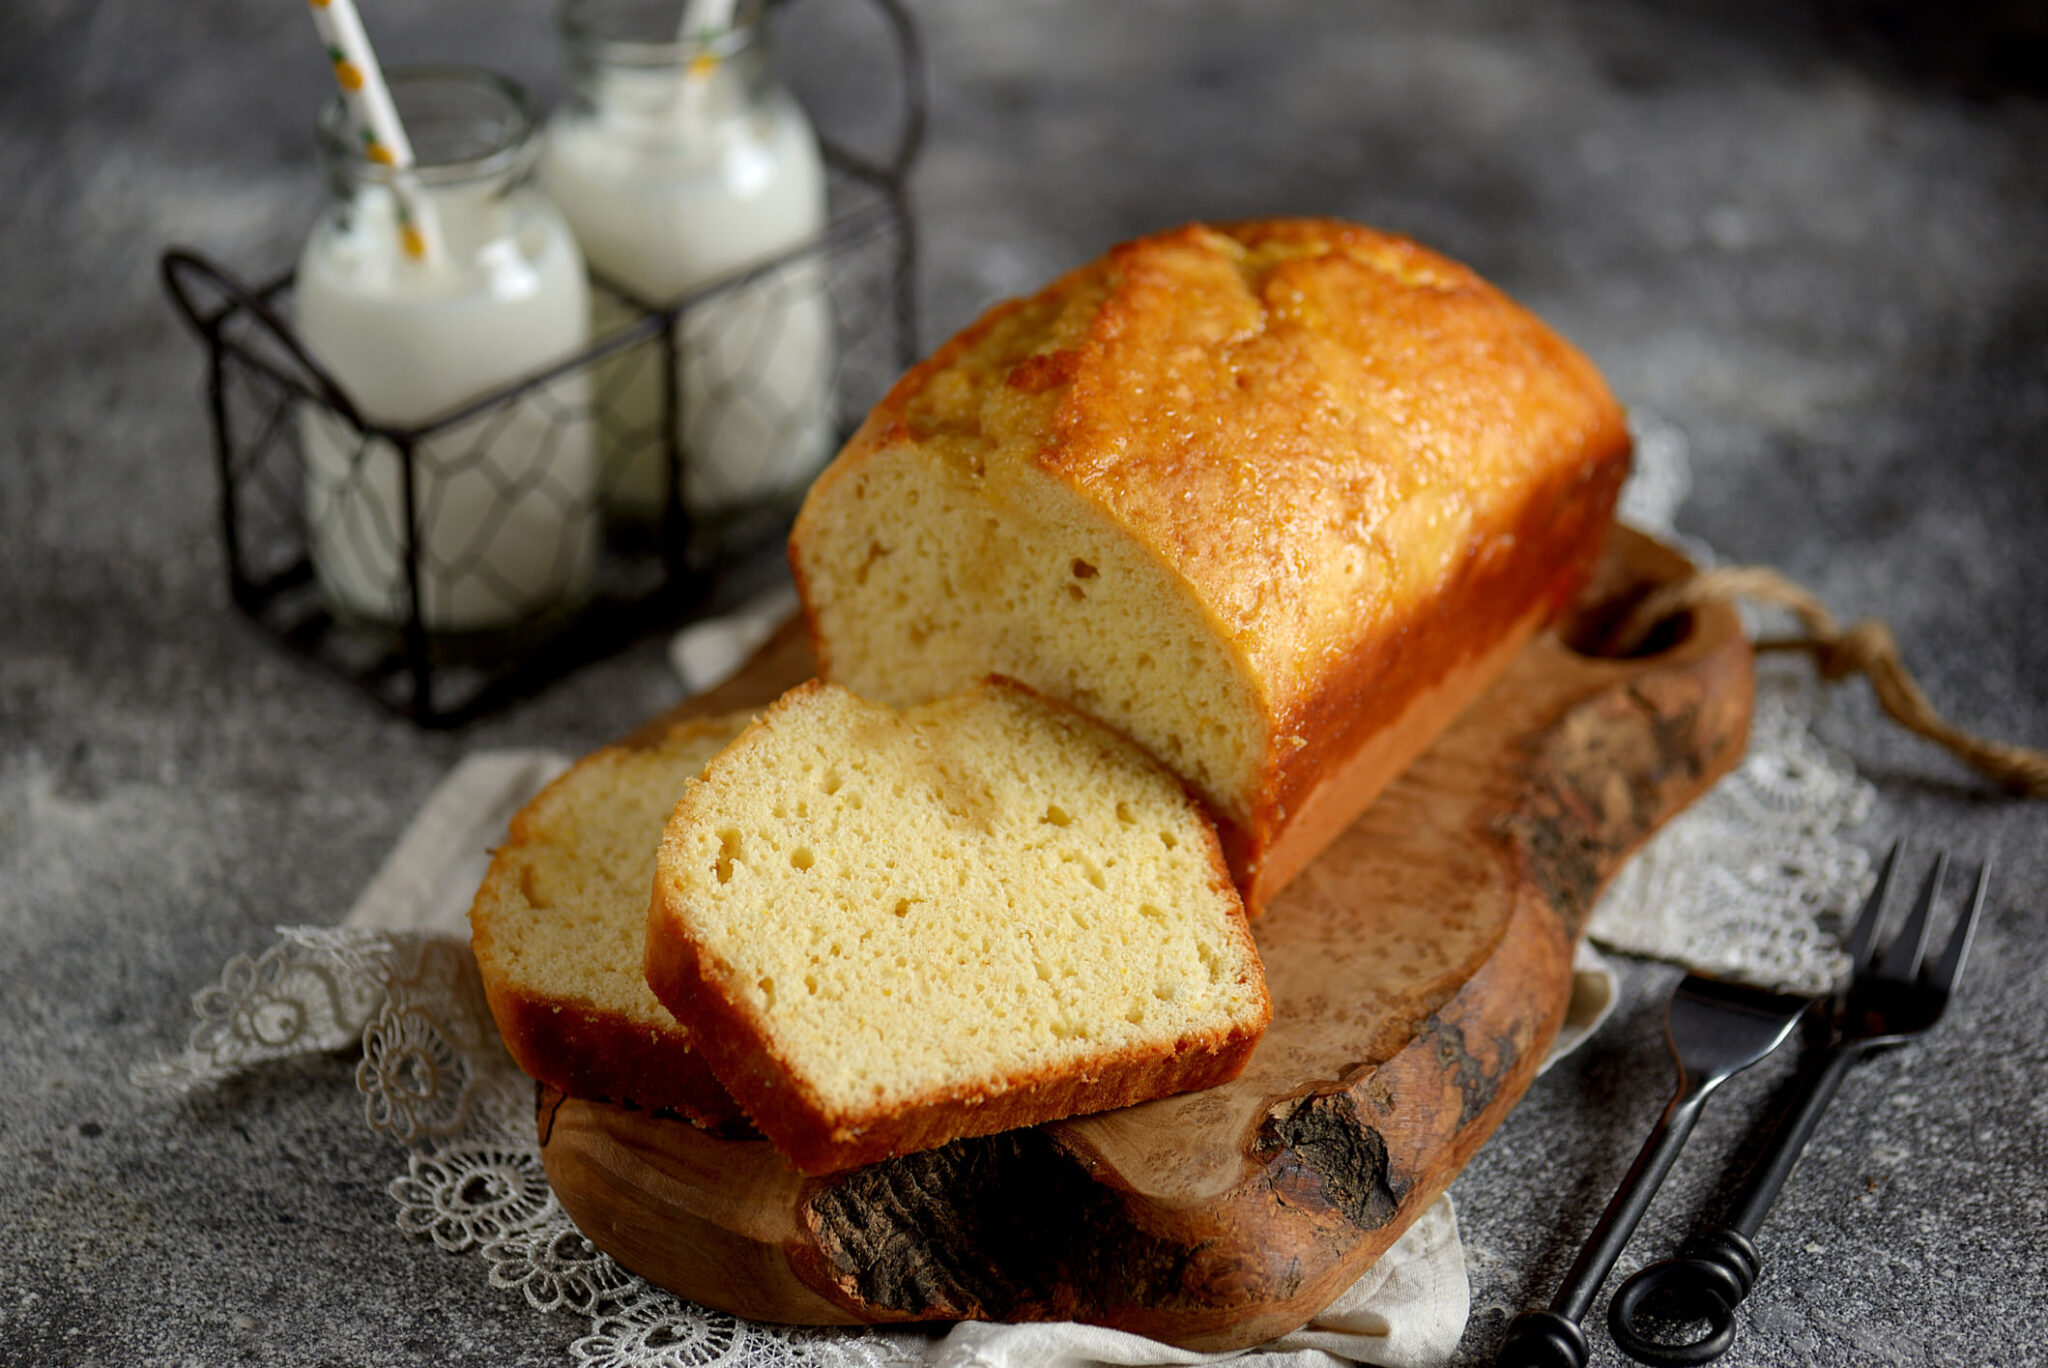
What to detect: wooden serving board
<box><xmin>539</xmin><ymin>527</ymin><xmax>1753</xmax><ymax>1351</ymax></box>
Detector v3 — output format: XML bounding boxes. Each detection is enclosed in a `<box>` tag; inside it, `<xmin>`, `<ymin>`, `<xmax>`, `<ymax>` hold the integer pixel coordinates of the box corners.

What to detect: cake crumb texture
<box><xmin>647</xmin><ymin>678</ymin><xmax>1270</xmax><ymax>1172</ymax></box>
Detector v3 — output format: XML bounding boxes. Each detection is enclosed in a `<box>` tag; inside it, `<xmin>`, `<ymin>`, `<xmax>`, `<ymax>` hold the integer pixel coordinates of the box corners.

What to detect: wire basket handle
<box><xmin>160</xmin><ymin>248</ymin><xmax>365</xmax><ymax>430</ymax></box>
<box><xmin>800</xmin><ymin>0</ymin><xmax>928</xmax><ymax>183</ymax></box>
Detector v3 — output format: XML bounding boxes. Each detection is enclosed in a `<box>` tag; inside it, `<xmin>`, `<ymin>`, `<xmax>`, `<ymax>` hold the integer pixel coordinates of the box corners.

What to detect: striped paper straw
<box><xmin>304</xmin><ymin>0</ymin><xmax>445</xmax><ymax>265</ymax></box>
<box><xmin>678</xmin><ymin>0</ymin><xmax>739</xmax><ymax>79</ymax></box>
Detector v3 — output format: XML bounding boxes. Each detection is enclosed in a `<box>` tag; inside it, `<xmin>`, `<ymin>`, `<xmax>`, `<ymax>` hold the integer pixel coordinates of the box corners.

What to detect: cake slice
<box><xmin>470</xmin><ymin>710</ymin><xmax>752</xmax><ymax>1129</ymax></box>
<box><xmin>644</xmin><ymin>678</ymin><xmax>1271</xmax><ymax>1174</ymax></box>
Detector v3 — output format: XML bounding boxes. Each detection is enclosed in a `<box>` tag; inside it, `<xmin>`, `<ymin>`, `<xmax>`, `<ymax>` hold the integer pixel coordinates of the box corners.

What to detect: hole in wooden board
<box><xmin>1559</xmin><ymin>594</ymin><xmax>1695</xmax><ymax>661</ymax></box>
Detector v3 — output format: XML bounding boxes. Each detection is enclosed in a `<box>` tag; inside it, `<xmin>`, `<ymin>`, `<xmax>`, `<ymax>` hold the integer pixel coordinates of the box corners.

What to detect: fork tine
<box><xmin>1926</xmin><ymin>859</ymin><xmax>1990</xmax><ymax>992</ymax></box>
<box><xmin>1844</xmin><ymin>839</ymin><xmax>1902</xmax><ymax>965</ymax></box>
<box><xmin>1878</xmin><ymin>850</ymin><xmax>1949</xmax><ymax>980</ymax></box>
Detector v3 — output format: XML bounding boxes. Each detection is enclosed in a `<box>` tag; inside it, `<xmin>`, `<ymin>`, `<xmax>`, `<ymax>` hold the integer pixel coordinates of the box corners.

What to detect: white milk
<box><xmin>295</xmin><ymin>70</ymin><xmax>597</xmax><ymax>636</ymax></box>
<box><xmin>543</xmin><ymin>20</ymin><xmax>833</xmax><ymax>522</ymax></box>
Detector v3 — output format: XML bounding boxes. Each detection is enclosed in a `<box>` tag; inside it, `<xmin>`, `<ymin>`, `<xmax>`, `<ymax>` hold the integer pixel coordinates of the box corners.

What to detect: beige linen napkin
<box><xmin>925</xmin><ymin>1195</ymin><xmax>1467</xmax><ymax>1368</ymax></box>
<box><xmin>668</xmin><ymin>582</ymin><xmax>800</xmax><ymax>696</ymax></box>
<box><xmin>341</xmin><ymin>749</ymin><xmax>570</xmax><ymax>936</ymax></box>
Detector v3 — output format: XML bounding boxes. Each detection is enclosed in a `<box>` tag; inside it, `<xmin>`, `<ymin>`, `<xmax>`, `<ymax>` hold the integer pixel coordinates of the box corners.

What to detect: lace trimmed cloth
<box><xmin>131</xmin><ymin>416</ymin><xmax>1879</xmax><ymax>1367</ymax></box>
<box><xmin>129</xmin><ymin>755</ymin><xmax>1554</xmax><ymax>1368</ymax></box>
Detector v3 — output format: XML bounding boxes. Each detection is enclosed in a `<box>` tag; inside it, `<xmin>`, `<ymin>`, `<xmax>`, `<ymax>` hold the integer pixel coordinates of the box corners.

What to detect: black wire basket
<box><xmin>162</xmin><ymin>0</ymin><xmax>924</xmax><ymax>728</ymax></box>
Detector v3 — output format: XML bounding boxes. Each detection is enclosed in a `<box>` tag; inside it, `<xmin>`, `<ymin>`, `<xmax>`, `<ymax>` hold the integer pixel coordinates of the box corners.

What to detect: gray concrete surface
<box><xmin>3</xmin><ymin>1</ymin><xmax>2044</xmax><ymax>1364</ymax></box>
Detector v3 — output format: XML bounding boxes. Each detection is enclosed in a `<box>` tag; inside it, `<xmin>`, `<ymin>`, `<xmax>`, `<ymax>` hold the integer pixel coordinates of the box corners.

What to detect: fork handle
<box><xmin>1722</xmin><ymin>1041</ymin><xmax>1862</xmax><ymax>1235</ymax></box>
<box><xmin>1495</xmin><ymin>1083</ymin><xmax>1714</xmax><ymax>1367</ymax></box>
<box><xmin>1608</xmin><ymin>1042</ymin><xmax>1868</xmax><ymax>1365</ymax></box>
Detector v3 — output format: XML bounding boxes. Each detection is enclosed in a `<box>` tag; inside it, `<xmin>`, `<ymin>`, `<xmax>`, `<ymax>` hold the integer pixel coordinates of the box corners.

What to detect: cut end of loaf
<box><xmin>792</xmin><ymin>436</ymin><xmax>1269</xmax><ymax>829</ymax></box>
<box><xmin>646</xmin><ymin>678</ymin><xmax>1271</xmax><ymax>1173</ymax></box>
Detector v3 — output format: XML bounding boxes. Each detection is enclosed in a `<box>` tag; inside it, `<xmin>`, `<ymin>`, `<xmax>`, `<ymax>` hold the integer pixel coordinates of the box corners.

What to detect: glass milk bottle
<box><xmin>296</xmin><ymin>67</ymin><xmax>598</xmax><ymax>637</ymax></box>
<box><xmin>543</xmin><ymin>0</ymin><xmax>834</xmax><ymax>525</ymax></box>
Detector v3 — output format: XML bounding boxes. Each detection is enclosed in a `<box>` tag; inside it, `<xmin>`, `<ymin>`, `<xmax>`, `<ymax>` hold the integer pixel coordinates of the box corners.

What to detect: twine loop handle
<box><xmin>1609</xmin><ymin>565</ymin><xmax>2048</xmax><ymax>798</ymax></box>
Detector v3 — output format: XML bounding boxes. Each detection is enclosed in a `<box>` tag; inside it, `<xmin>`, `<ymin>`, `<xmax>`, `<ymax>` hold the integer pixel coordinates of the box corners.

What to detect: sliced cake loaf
<box><xmin>471</xmin><ymin>710</ymin><xmax>752</xmax><ymax>1128</ymax></box>
<box><xmin>644</xmin><ymin>678</ymin><xmax>1271</xmax><ymax>1174</ymax></box>
<box><xmin>789</xmin><ymin>217</ymin><xmax>1630</xmax><ymax>914</ymax></box>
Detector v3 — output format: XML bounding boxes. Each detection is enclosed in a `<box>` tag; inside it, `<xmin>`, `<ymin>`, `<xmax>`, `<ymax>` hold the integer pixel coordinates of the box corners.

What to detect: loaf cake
<box><xmin>643</xmin><ymin>677</ymin><xmax>1272</xmax><ymax>1175</ymax></box>
<box><xmin>789</xmin><ymin>217</ymin><xmax>1631</xmax><ymax>912</ymax></box>
<box><xmin>470</xmin><ymin>710</ymin><xmax>751</xmax><ymax>1128</ymax></box>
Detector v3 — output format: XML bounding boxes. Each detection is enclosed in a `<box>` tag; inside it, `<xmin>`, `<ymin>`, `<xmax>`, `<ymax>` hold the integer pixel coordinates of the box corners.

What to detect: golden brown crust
<box><xmin>1041</xmin><ymin>220</ymin><xmax>1627</xmax><ymax>679</ymax></box>
<box><xmin>1224</xmin><ymin>441</ymin><xmax>1627</xmax><ymax>906</ymax></box>
<box><xmin>476</xmin><ymin>958</ymin><xmax>752</xmax><ymax>1131</ymax></box>
<box><xmin>795</xmin><ymin>217</ymin><xmax>1630</xmax><ymax>912</ymax></box>
<box><xmin>645</xmin><ymin>910</ymin><xmax>1265</xmax><ymax>1175</ymax></box>
<box><xmin>469</xmin><ymin>715</ymin><xmax>751</xmax><ymax>1130</ymax></box>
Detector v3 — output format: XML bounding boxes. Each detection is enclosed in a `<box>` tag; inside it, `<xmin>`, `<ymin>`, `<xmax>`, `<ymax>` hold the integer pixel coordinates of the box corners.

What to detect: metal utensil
<box><xmin>1607</xmin><ymin>844</ymin><xmax>1990</xmax><ymax>1366</ymax></box>
<box><xmin>1493</xmin><ymin>971</ymin><xmax>1815</xmax><ymax>1367</ymax></box>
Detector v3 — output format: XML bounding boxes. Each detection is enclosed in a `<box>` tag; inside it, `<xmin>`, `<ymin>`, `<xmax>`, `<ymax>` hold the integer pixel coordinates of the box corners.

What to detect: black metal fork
<box><xmin>1493</xmin><ymin>970</ymin><xmax>1814</xmax><ymax>1367</ymax></box>
<box><xmin>1607</xmin><ymin>843</ymin><xmax>1991</xmax><ymax>1365</ymax></box>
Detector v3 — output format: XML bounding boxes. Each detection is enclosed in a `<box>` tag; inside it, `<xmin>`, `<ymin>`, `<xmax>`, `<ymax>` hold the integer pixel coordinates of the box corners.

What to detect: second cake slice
<box><xmin>645</xmin><ymin>677</ymin><xmax>1271</xmax><ymax>1174</ymax></box>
